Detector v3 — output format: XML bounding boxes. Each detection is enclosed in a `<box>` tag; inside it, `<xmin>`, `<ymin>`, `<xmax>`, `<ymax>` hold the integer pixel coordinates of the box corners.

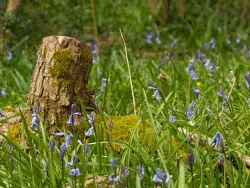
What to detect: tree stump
<box><xmin>27</xmin><ymin>36</ymin><xmax>95</xmax><ymax>128</ymax></box>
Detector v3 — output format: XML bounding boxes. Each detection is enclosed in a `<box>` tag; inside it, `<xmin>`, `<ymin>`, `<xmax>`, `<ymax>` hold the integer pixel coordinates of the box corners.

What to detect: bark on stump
<box><xmin>27</xmin><ymin>36</ymin><xmax>95</xmax><ymax>129</ymax></box>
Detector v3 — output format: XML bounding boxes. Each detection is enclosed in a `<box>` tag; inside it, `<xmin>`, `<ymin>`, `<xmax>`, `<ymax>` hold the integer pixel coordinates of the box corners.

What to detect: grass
<box><xmin>0</xmin><ymin>0</ymin><xmax>250</xmax><ymax>187</ymax></box>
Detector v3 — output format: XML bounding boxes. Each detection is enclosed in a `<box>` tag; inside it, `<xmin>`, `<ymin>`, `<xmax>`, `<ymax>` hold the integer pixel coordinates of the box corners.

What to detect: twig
<box><xmin>119</xmin><ymin>28</ymin><xmax>136</xmax><ymax>115</ymax></box>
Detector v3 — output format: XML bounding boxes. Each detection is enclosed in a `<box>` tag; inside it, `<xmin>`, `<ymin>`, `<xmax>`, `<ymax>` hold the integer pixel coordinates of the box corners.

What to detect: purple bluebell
<box><xmin>109</xmin><ymin>173</ymin><xmax>121</xmax><ymax>183</ymax></box>
<box><xmin>219</xmin><ymin>154</ymin><xmax>224</xmax><ymax>165</ymax></box>
<box><xmin>210</xmin><ymin>132</ymin><xmax>224</xmax><ymax>151</ymax></box>
<box><xmin>101</xmin><ymin>78</ymin><xmax>107</xmax><ymax>92</ymax></box>
<box><xmin>210</xmin><ymin>38</ymin><xmax>216</xmax><ymax>48</ymax></box>
<box><xmin>193</xmin><ymin>86</ymin><xmax>200</xmax><ymax>98</ymax></box>
<box><xmin>196</xmin><ymin>49</ymin><xmax>206</xmax><ymax>62</ymax></box>
<box><xmin>66</xmin><ymin>134</ymin><xmax>73</xmax><ymax>149</ymax></box>
<box><xmin>146</xmin><ymin>28</ymin><xmax>153</xmax><ymax>44</ymax></box>
<box><xmin>92</xmin><ymin>42</ymin><xmax>98</xmax><ymax>54</ymax></box>
<box><xmin>1</xmin><ymin>88</ymin><xmax>6</xmax><ymax>97</ymax></box>
<box><xmin>69</xmin><ymin>168</ymin><xmax>81</xmax><ymax>176</ymax></box>
<box><xmin>153</xmin><ymin>168</ymin><xmax>172</xmax><ymax>186</ymax></box>
<box><xmin>222</xmin><ymin>100</ymin><xmax>227</xmax><ymax>109</ymax></box>
<box><xmin>153</xmin><ymin>90</ymin><xmax>161</xmax><ymax>100</ymax></box>
<box><xmin>204</xmin><ymin>43</ymin><xmax>209</xmax><ymax>50</ymax></box>
<box><xmin>87</xmin><ymin>111</ymin><xmax>96</xmax><ymax>127</ymax></box>
<box><xmin>92</xmin><ymin>42</ymin><xmax>99</xmax><ymax>64</ymax></box>
<box><xmin>66</xmin><ymin>161</ymin><xmax>74</xmax><ymax>167</ymax></box>
<box><xmin>42</xmin><ymin>160</ymin><xmax>48</xmax><ymax>172</ymax></box>
<box><xmin>49</xmin><ymin>139</ymin><xmax>56</xmax><ymax>152</ymax></box>
<box><xmin>186</xmin><ymin>100</ymin><xmax>196</xmax><ymax>120</ymax></box>
<box><xmin>137</xmin><ymin>165</ymin><xmax>145</xmax><ymax>180</ymax></box>
<box><xmin>53</xmin><ymin>132</ymin><xmax>64</xmax><ymax>137</ymax></box>
<box><xmin>204</xmin><ymin>59</ymin><xmax>211</xmax><ymax>70</ymax></box>
<box><xmin>60</xmin><ymin>143</ymin><xmax>67</xmax><ymax>160</ymax></box>
<box><xmin>8</xmin><ymin>143</ymin><xmax>13</xmax><ymax>152</ymax></box>
<box><xmin>73</xmin><ymin>155</ymin><xmax>79</xmax><ymax>167</ymax></box>
<box><xmin>226</xmin><ymin>35</ymin><xmax>231</xmax><ymax>45</ymax></box>
<box><xmin>186</xmin><ymin>61</ymin><xmax>199</xmax><ymax>80</ymax></box>
<box><xmin>155</xmin><ymin>35</ymin><xmax>161</xmax><ymax>44</ymax></box>
<box><xmin>188</xmin><ymin>149</ymin><xmax>194</xmax><ymax>166</ymax></box>
<box><xmin>85</xmin><ymin>126</ymin><xmax>94</xmax><ymax>137</ymax></box>
<box><xmin>67</xmin><ymin>104</ymin><xmax>79</xmax><ymax>126</ymax></box>
<box><xmin>165</xmin><ymin>173</ymin><xmax>172</xmax><ymax>186</ymax></box>
<box><xmin>170</xmin><ymin>39</ymin><xmax>177</xmax><ymax>48</ymax></box>
<box><xmin>110</xmin><ymin>158</ymin><xmax>118</xmax><ymax>169</ymax></box>
<box><xmin>245</xmin><ymin>72</ymin><xmax>250</xmax><ymax>90</ymax></box>
<box><xmin>242</xmin><ymin>44</ymin><xmax>249</xmax><ymax>57</ymax></box>
<box><xmin>0</xmin><ymin>110</ymin><xmax>4</xmax><ymax>117</ymax></box>
<box><xmin>7</xmin><ymin>51</ymin><xmax>12</xmax><ymax>60</ymax></box>
<box><xmin>217</xmin><ymin>87</ymin><xmax>227</xmax><ymax>100</ymax></box>
<box><xmin>236</xmin><ymin>33</ymin><xmax>241</xmax><ymax>44</ymax></box>
<box><xmin>157</xmin><ymin>58</ymin><xmax>164</xmax><ymax>70</ymax></box>
<box><xmin>169</xmin><ymin>115</ymin><xmax>176</xmax><ymax>123</ymax></box>
<box><xmin>31</xmin><ymin>106</ymin><xmax>40</xmax><ymax>131</ymax></box>
<box><xmin>86</xmin><ymin>141</ymin><xmax>91</xmax><ymax>157</ymax></box>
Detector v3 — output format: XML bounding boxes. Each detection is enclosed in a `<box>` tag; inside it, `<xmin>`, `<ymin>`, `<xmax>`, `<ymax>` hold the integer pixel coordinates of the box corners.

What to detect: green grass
<box><xmin>0</xmin><ymin>0</ymin><xmax>250</xmax><ymax>187</ymax></box>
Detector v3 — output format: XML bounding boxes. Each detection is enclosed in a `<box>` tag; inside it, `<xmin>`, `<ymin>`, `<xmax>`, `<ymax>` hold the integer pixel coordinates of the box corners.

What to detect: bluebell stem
<box><xmin>226</xmin><ymin>35</ymin><xmax>231</xmax><ymax>45</ymax></box>
<box><xmin>193</xmin><ymin>86</ymin><xmax>200</xmax><ymax>98</ymax></box>
<box><xmin>236</xmin><ymin>33</ymin><xmax>241</xmax><ymax>44</ymax></box>
<box><xmin>137</xmin><ymin>165</ymin><xmax>145</xmax><ymax>180</ymax></box>
<box><xmin>210</xmin><ymin>132</ymin><xmax>224</xmax><ymax>151</ymax></box>
<box><xmin>245</xmin><ymin>72</ymin><xmax>250</xmax><ymax>91</ymax></box>
<box><xmin>217</xmin><ymin>87</ymin><xmax>227</xmax><ymax>100</ymax></box>
<box><xmin>169</xmin><ymin>115</ymin><xmax>176</xmax><ymax>123</ymax></box>
<box><xmin>155</xmin><ymin>35</ymin><xmax>161</xmax><ymax>44</ymax></box>
<box><xmin>69</xmin><ymin>168</ymin><xmax>81</xmax><ymax>176</ymax></box>
<box><xmin>66</xmin><ymin>134</ymin><xmax>73</xmax><ymax>149</ymax></box>
<box><xmin>110</xmin><ymin>158</ymin><xmax>118</xmax><ymax>169</ymax></box>
<box><xmin>7</xmin><ymin>51</ymin><xmax>12</xmax><ymax>60</ymax></box>
<box><xmin>49</xmin><ymin>138</ymin><xmax>56</xmax><ymax>152</ymax></box>
<box><xmin>188</xmin><ymin>149</ymin><xmax>194</xmax><ymax>166</ymax></box>
<box><xmin>146</xmin><ymin>28</ymin><xmax>153</xmax><ymax>44</ymax></box>
<box><xmin>85</xmin><ymin>126</ymin><xmax>94</xmax><ymax>137</ymax></box>
<box><xmin>60</xmin><ymin>143</ymin><xmax>67</xmax><ymax>160</ymax></box>
<box><xmin>1</xmin><ymin>88</ymin><xmax>6</xmax><ymax>97</ymax></box>
<box><xmin>210</xmin><ymin>38</ymin><xmax>216</xmax><ymax>48</ymax></box>
<box><xmin>53</xmin><ymin>132</ymin><xmax>64</xmax><ymax>137</ymax></box>
<box><xmin>31</xmin><ymin>106</ymin><xmax>40</xmax><ymax>131</ymax></box>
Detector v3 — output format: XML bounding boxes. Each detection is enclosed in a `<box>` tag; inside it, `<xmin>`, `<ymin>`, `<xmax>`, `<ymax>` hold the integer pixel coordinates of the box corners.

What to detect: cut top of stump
<box><xmin>28</xmin><ymin>36</ymin><xmax>95</xmax><ymax>127</ymax></box>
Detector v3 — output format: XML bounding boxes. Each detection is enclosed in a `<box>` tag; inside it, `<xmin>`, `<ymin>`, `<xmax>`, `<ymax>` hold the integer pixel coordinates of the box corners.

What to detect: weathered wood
<box><xmin>27</xmin><ymin>36</ymin><xmax>95</xmax><ymax>128</ymax></box>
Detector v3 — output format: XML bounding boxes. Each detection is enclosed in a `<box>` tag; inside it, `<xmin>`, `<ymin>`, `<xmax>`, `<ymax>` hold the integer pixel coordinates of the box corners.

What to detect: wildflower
<box><xmin>31</xmin><ymin>106</ymin><xmax>40</xmax><ymax>131</ymax></box>
<box><xmin>188</xmin><ymin>149</ymin><xmax>194</xmax><ymax>166</ymax></box>
<box><xmin>169</xmin><ymin>115</ymin><xmax>176</xmax><ymax>123</ymax></box>
<box><xmin>98</xmin><ymin>71</ymin><xmax>103</xmax><ymax>78</ymax></box>
<box><xmin>53</xmin><ymin>132</ymin><xmax>64</xmax><ymax>137</ymax></box>
<box><xmin>204</xmin><ymin>43</ymin><xmax>209</xmax><ymax>50</ymax></box>
<box><xmin>8</xmin><ymin>144</ymin><xmax>13</xmax><ymax>152</ymax></box>
<box><xmin>221</xmin><ymin>100</ymin><xmax>227</xmax><ymax>109</ymax></box>
<box><xmin>170</xmin><ymin>39</ymin><xmax>177</xmax><ymax>48</ymax></box>
<box><xmin>42</xmin><ymin>160</ymin><xmax>48</xmax><ymax>172</ymax></box>
<box><xmin>77</xmin><ymin>139</ymin><xmax>82</xmax><ymax>145</ymax></box>
<box><xmin>196</xmin><ymin>82</ymin><xmax>201</xmax><ymax>87</ymax></box>
<box><xmin>92</xmin><ymin>42</ymin><xmax>99</xmax><ymax>64</ymax></box>
<box><xmin>236</xmin><ymin>33</ymin><xmax>241</xmax><ymax>43</ymax></box>
<box><xmin>137</xmin><ymin>165</ymin><xmax>145</xmax><ymax>180</ymax></box>
<box><xmin>66</xmin><ymin>134</ymin><xmax>73</xmax><ymax>149</ymax></box>
<box><xmin>226</xmin><ymin>35</ymin><xmax>231</xmax><ymax>45</ymax></box>
<box><xmin>157</xmin><ymin>58</ymin><xmax>164</xmax><ymax>70</ymax></box>
<box><xmin>217</xmin><ymin>87</ymin><xmax>227</xmax><ymax>100</ymax></box>
<box><xmin>146</xmin><ymin>28</ymin><xmax>153</xmax><ymax>44</ymax></box>
<box><xmin>87</xmin><ymin>111</ymin><xmax>96</xmax><ymax>127</ymax></box>
<box><xmin>153</xmin><ymin>90</ymin><xmax>161</xmax><ymax>100</ymax></box>
<box><xmin>209</xmin><ymin>109</ymin><xmax>214</xmax><ymax>116</ymax></box>
<box><xmin>186</xmin><ymin>100</ymin><xmax>196</xmax><ymax>120</ymax></box>
<box><xmin>59</xmin><ymin>143</ymin><xmax>67</xmax><ymax>160</ymax></box>
<box><xmin>219</xmin><ymin>154</ymin><xmax>224</xmax><ymax>165</ymax></box>
<box><xmin>0</xmin><ymin>110</ymin><xmax>4</xmax><ymax>117</ymax></box>
<box><xmin>204</xmin><ymin>59</ymin><xmax>211</xmax><ymax>70</ymax></box>
<box><xmin>110</xmin><ymin>158</ymin><xmax>118</xmax><ymax>169</ymax></box>
<box><xmin>1</xmin><ymin>88</ymin><xmax>6</xmax><ymax>97</ymax></box>
<box><xmin>69</xmin><ymin>168</ymin><xmax>81</xmax><ymax>176</ymax></box>
<box><xmin>49</xmin><ymin>138</ymin><xmax>56</xmax><ymax>152</ymax></box>
<box><xmin>156</xmin><ymin>35</ymin><xmax>161</xmax><ymax>44</ymax></box>
<box><xmin>101</xmin><ymin>78</ymin><xmax>107</xmax><ymax>92</ymax></box>
<box><xmin>86</xmin><ymin>141</ymin><xmax>91</xmax><ymax>157</ymax></box>
<box><xmin>66</xmin><ymin>161</ymin><xmax>74</xmax><ymax>167</ymax></box>
<box><xmin>210</xmin><ymin>38</ymin><xmax>216</xmax><ymax>48</ymax></box>
<box><xmin>193</xmin><ymin>86</ymin><xmax>200</xmax><ymax>98</ymax></box>
<box><xmin>153</xmin><ymin>168</ymin><xmax>172</xmax><ymax>186</ymax></box>
<box><xmin>67</xmin><ymin>104</ymin><xmax>79</xmax><ymax>126</ymax></box>
<box><xmin>186</xmin><ymin>62</ymin><xmax>199</xmax><ymax>80</ymax></box>
<box><xmin>73</xmin><ymin>155</ymin><xmax>79</xmax><ymax>167</ymax></box>
<box><xmin>196</xmin><ymin>49</ymin><xmax>206</xmax><ymax>62</ymax></box>
<box><xmin>7</xmin><ymin>50</ymin><xmax>12</xmax><ymax>60</ymax></box>
<box><xmin>245</xmin><ymin>72</ymin><xmax>250</xmax><ymax>90</ymax></box>
<box><xmin>85</xmin><ymin>126</ymin><xmax>94</xmax><ymax>137</ymax></box>
<box><xmin>109</xmin><ymin>173</ymin><xmax>121</xmax><ymax>183</ymax></box>
<box><xmin>210</xmin><ymin>132</ymin><xmax>224</xmax><ymax>151</ymax></box>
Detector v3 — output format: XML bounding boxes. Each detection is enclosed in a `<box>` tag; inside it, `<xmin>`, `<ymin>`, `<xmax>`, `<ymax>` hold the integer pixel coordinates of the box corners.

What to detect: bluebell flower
<box><xmin>186</xmin><ymin>100</ymin><xmax>196</xmax><ymax>120</ymax></box>
<box><xmin>60</xmin><ymin>143</ymin><xmax>67</xmax><ymax>160</ymax></box>
<box><xmin>217</xmin><ymin>87</ymin><xmax>227</xmax><ymax>100</ymax></box>
<box><xmin>49</xmin><ymin>139</ymin><xmax>56</xmax><ymax>152</ymax></box>
<box><xmin>188</xmin><ymin>149</ymin><xmax>194</xmax><ymax>166</ymax></box>
<box><xmin>73</xmin><ymin>155</ymin><xmax>79</xmax><ymax>167</ymax></box>
<box><xmin>204</xmin><ymin>59</ymin><xmax>211</xmax><ymax>69</ymax></box>
<box><xmin>196</xmin><ymin>49</ymin><xmax>206</xmax><ymax>62</ymax></box>
<box><xmin>146</xmin><ymin>28</ymin><xmax>153</xmax><ymax>44</ymax></box>
<box><xmin>236</xmin><ymin>33</ymin><xmax>241</xmax><ymax>44</ymax></box>
<box><xmin>31</xmin><ymin>106</ymin><xmax>40</xmax><ymax>131</ymax></box>
<box><xmin>153</xmin><ymin>168</ymin><xmax>172</xmax><ymax>186</ymax></box>
<box><xmin>69</xmin><ymin>168</ymin><xmax>81</xmax><ymax>176</ymax></box>
<box><xmin>157</xmin><ymin>58</ymin><xmax>164</xmax><ymax>70</ymax></box>
<box><xmin>87</xmin><ymin>111</ymin><xmax>96</xmax><ymax>126</ymax></box>
<box><xmin>226</xmin><ymin>35</ymin><xmax>231</xmax><ymax>45</ymax></box>
<box><xmin>66</xmin><ymin>161</ymin><xmax>74</xmax><ymax>167</ymax></box>
<box><xmin>1</xmin><ymin>88</ymin><xmax>6</xmax><ymax>97</ymax></box>
<box><xmin>193</xmin><ymin>86</ymin><xmax>200</xmax><ymax>98</ymax></box>
<box><xmin>92</xmin><ymin>42</ymin><xmax>99</xmax><ymax>64</ymax></box>
<box><xmin>210</xmin><ymin>132</ymin><xmax>224</xmax><ymax>151</ymax></box>
<box><xmin>67</xmin><ymin>104</ymin><xmax>80</xmax><ymax>126</ymax></box>
<box><xmin>155</xmin><ymin>35</ymin><xmax>161</xmax><ymax>44</ymax></box>
<box><xmin>109</xmin><ymin>173</ymin><xmax>121</xmax><ymax>183</ymax></box>
<box><xmin>219</xmin><ymin>154</ymin><xmax>224</xmax><ymax>165</ymax></box>
<box><xmin>137</xmin><ymin>165</ymin><xmax>145</xmax><ymax>180</ymax></box>
<box><xmin>221</xmin><ymin>100</ymin><xmax>227</xmax><ymax>109</ymax></box>
<box><xmin>204</xmin><ymin>43</ymin><xmax>209</xmax><ymax>50</ymax></box>
<box><xmin>86</xmin><ymin>141</ymin><xmax>91</xmax><ymax>157</ymax></box>
<box><xmin>169</xmin><ymin>115</ymin><xmax>176</xmax><ymax>123</ymax></box>
<box><xmin>101</xmin><ymin>78</ymin><xmax>107</xmax><ymax>92</ymax></box>
<box><xmin>8</xmin><ymin>143</ymin><xmax>13</xmax><ymax>152</ymax></box>
<box><xmin>98</xmin><ymin>71</ymin><xmax>103</xmax><ymax>78</ymax></box>
<box><xmin>110</xmin><ymin>158</ymin><xmax>118</xmax><ymax>169</ymax></box>
<box><xmin>170</xmin><ymin>39</ymin><xmax>177</xmax><ymax>48</ymax></box>
<box><xmin>54</xmin><ymin>132</ymin><xmax>64</xmax><ymax>137</ymax></box>
<box><xmin>153</xmin><ymin>90</ymin><xmax>161</xmax><ymax>100</ymax></box>
<box><xmin>210</xmin><ymin>38</ymin><xmax>216</xmax><ymax>48</ymax></box>
<box><xmin>66</xmin><ymin>134</ymin><xmax>73</xmax><ymax>149</ymax></box>
<box><xmin>7</xmin><ymin>51</ymin><xmax>12</xmax><ymax>60</ymax></box>
<box><xmin>245</xmin><ymin>72</ymin><xmax>250</xmax><ymax>90</ymax></box>
<box><xmin>186</xmin><ymin>62</ymin><xmax>194</xmax><ymax>73</ymax></box>
<box><xmin>92</xmin><ymin>42</ymin><xmax>98</xmax><ymax>54</ymax></box>
<box><xmin>242</xmin><ymin>44</ymin><xmax>249</xmax><ymax>57</ymax></box>
<box><xmin>0</xmin><ymin>110</ymin><xmax>4</xmax><ymax>117</ymax></box>
<box><xmin>77</xmin><ymin>139</ymin><xmax>82</xmax><ymax>145</ymax></box>
<box><xmin>85</xmin><ymin>126</ymin><xmax>94</xmax><ymax>137</ymax></box>
<box><xmin>209</xmin><ymin>109</ymin><xmax>214</xmax><ymax>116</ymax></box>
<box><xmin>42</xmin><ymin>160</ymin><xmax>48</xmax><ymax>172</ymax></box>
<box><xmin>190</xmin><ymin>71</ymin><xmax>199</xmax><ymax>80</ymax></box>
